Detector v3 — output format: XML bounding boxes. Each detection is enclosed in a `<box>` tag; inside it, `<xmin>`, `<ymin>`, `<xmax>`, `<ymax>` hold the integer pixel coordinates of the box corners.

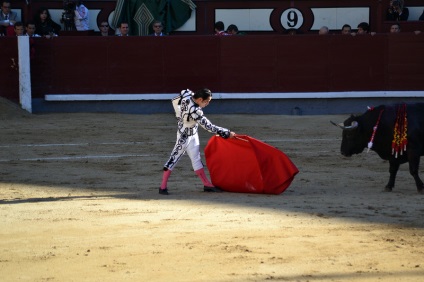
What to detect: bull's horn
<box><xmin>330</xmin><ymin>120</ymin><xmax>358</xmax><ymax>130</ymax></box>
<box><xmin>330</xmin><ymin>121</ymin><xmax>343</xmax><ymax>128</ymax></box>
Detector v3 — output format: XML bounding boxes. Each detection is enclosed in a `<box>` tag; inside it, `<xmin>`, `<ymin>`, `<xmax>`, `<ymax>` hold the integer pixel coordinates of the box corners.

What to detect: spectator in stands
<box><xmin>13</xmin><ymin>21</ymin><xmax>24</xmax><ymax>36</ymax></box>
<box><xmin>227</xmin><ymin>24</ymin><xmax>245</xmax><ymax>35</ymax></box>
<box><xmin>357</xmin><ymin>22</ymin><xmax>370</xmax><ymax>34</ymax></box>
<box><xmin>390</xmin><ymin>23</ymin><xmax>401</xmax><ymax>33</ymax></box>
<box><xmin>389</xmin><ymin>22</ymin><xmax>421</xmax><ymax>35</ymax></box>
<box><xmin>117</xmin><ymin>22</ymin><xmax>130</xmax><ymax>36</ymax></box>
<box><xmin>341</xmin><ymin>24</ymin><xmax>351</xmax><ymax>35</ymax></box>
<box><xmin>319</xmin><ymin>26</ymin><xmax>329</xmax><ymax>35</ymax></box>
<box><xmin>0</xmin><ymin>0</ymin><xmax>17</xmax><ymax>36</ymax></box>
<box><xmin>150</xmin><ymin>20</ymin><xmax>165</xmax><ymax>36</ymax></box>
<box><xmin>351</xmin><ymin>22</ymin><xmax>376</xmax><ymax>36</ymax></box>
<box><xmin>0</xmin><ymin>1</ymin><xmax>16</xmax><ymax>25</ymax></box>
<box><xmin>25</xmin><ymin>21</ymin><xmax>41</xmax><ymax>37</ymax></box>
<box><xmin>13</xmin><ymin>22</ymin><xmax>35</xmax><ymax>60</ymax></box>
<box><xmin>386</xmin><ymin>0</ymin><xmax>409</xmax><ymax>21</ymax></box>
<box><xmin>99</xmin><ymin>21</ymin><xmax>110</xmax><ymax>36</ymax></box>
<box><xmin>34</xmin><ymin>7</ymin><xmax>61</xmax><ymax>38</ymax></box>
<box><xmin>74</xmin><ymin>1</ymin><xmax>89</xmax><ymax>31</ymax></box>
<box><xmin>214</xmin><ymin>21</ymin><xmax>229</xmax><ymax>36</ymax></box>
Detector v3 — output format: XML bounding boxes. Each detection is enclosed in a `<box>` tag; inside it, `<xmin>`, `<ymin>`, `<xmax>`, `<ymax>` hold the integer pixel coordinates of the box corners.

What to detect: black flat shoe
<box><xmin>159</xmin><ymin>188</ymin><xmax>169</xmax><ymax>195</ymax></box>
<box><xmin>203</xmin><ymin>186</ymin><xmax>223</xmax><ymax>193</ymax></box>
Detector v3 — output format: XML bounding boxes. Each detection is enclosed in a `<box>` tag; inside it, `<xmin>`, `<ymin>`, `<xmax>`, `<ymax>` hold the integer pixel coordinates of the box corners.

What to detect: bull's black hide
<box><xmin>332</xmin><ymin>103</ymin><xmax>424</xmax><ymax>193</ymax></box>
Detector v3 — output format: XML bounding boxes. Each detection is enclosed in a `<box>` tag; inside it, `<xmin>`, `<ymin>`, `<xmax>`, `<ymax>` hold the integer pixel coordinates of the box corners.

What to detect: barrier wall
<box><xmin>2</xmin><ymin>34</ymin><xmax>424</xmax><ymax>101</ymax></box>
<box><xmin>1</xmin><ymin>40</ymin><xmax>20</xmax><ymax>102</ymax></box>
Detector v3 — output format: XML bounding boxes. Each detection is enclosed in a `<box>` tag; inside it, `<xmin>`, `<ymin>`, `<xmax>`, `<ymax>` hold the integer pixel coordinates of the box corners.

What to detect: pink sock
<box><xmin>195</xmin><ymin>168</ymin><xmax>213</xmax><ymax>187</ymax></box>
<box><xmin>160</xmin><ymin>169</ymin><xmax>172</xmax><ymax>189</ymax></box>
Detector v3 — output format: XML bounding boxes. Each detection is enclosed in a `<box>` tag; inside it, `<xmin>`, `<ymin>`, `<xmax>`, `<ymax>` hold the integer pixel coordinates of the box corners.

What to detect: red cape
<box><xmin>205</xmin><ymin>135</ymin><xmax>299</xmax><ymax>194</ymax></box>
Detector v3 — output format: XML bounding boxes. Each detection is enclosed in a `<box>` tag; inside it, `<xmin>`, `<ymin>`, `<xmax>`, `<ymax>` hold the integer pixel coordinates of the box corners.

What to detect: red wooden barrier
<box><xmin>1</xmin><ymin>34</ymin><xmax>423</xmax><ymax>103</ymax></box>
<box><xmin>1</xmin><ymin>39</ymin><xmax>19</xmax><ymax>102</ymax></box>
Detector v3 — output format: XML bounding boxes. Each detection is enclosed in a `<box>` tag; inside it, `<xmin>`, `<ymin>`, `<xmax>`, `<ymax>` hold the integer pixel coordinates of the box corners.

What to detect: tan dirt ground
<box><xmin>1</xmin><ymin>98</ymin><xmax>423</xmax><ymax>282</ymax></box>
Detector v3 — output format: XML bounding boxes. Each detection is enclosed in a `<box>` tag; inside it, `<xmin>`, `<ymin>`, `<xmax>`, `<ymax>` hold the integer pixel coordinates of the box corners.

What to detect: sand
<box><xmin>0</xmin><ymin>97</ymin><xmax>423</xmax><ymax>281</ymax></box>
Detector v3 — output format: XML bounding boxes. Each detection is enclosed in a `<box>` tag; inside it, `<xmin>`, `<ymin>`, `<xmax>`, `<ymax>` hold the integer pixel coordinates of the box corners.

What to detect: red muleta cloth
<box><xmin>205</xmin><ymin>135</ymin><xmax>299</xmax><ymax>194</ymax></box>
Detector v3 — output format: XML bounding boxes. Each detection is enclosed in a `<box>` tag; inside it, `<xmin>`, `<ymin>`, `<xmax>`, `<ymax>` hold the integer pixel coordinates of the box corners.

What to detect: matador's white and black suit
<box><xmin>164</xmin><ymin>89</ymin><xmax>231</xmax><ymax>171</ymax></box>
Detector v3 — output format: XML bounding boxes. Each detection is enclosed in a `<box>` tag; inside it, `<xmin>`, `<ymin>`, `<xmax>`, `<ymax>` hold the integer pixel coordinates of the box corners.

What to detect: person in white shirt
<box><xmin>25</xmin><ymin>21</ymin><xmax>41</xmax><ymax>37</ymax></box>
<box><xmin>150</xmin><ymin>20</ymin><xmax>165</xmax><ymax>36</ymax></box>
<box><xmin>74</xmin><ymin>1</ymin><xmax>89</xmax><ymax>31</ymax></box>
<box><xmin>116</xmin><ymin>22</ymin><xmax>130</xmax><ymax>36</ymax></box>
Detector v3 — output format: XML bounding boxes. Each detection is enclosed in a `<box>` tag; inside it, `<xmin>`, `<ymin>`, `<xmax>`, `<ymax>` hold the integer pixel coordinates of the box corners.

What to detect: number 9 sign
<box><xmin>280</xmin><ymin>8</ymin><xmax>304</xmax><ymax>30</ymax></box>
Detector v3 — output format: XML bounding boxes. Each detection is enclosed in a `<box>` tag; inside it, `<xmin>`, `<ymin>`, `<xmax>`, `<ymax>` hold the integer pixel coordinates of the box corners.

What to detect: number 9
<box><xmin>281</xmin><ymin>8</ymin><xmax>304</xmax><ymax>30</ymax></box>
<box><xmin>287</xmin><ymin>11</ymin><xmax>298</xmax><ymax>27</ymax></box>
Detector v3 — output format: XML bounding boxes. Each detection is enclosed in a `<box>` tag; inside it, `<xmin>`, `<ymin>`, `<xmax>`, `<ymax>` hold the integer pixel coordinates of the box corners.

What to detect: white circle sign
<box><xmin>280</xmin><ymin>8</ymin><xmax>304</xmax><ymax>30</ymax></box>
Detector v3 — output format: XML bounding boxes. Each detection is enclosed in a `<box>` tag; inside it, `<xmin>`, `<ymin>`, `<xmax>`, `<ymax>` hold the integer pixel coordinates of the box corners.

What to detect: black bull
<box><xmin>331</xmin><ymin>103</ymin><xmax>424</xmax><ymax>193</ymax></box>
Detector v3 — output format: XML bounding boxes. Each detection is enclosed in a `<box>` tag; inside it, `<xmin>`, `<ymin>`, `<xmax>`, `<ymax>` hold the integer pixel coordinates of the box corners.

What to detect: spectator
<box><xmin>117</xmin><ymin>22</ymin><xmax>130</xmax><ymax>36</ymax></box>
<box><xmin>390</xmin><ymin>23</ymin><xmax>401</xmax><ymax>33</ymax></box>
<box><xmin>357</xmin><ymin>22</ymin><xmax>370</xmax><ymax>34</ymax></box>
<box><xmin>214</xmin><ymin>21</ymin><xmax>229</xmax><ymax>36</ymax></box>
<box><xmin>74</xmin><ymin>1</ymin><xmax>89</xmax><ymax>31</ymax></box>
<box><xmin>98</xmin><ymin>21</ymin><xmax>110</xmax><ymax>36</ymax></box>
<box><xmin>319</xmin><ymin>26</ymin><xmax>329</xmax><ymax>35</ymax></box>
<box><xmin>150</xmin><ymin>20</ymin><xmax>165</xmax><ymax>36</ymax></box>
<box><xmin>227</xmin><ymin>24</ymin><xmax>245</xmax><ymax>35</ymax></box>
<box><xmin>34</xmin><ymin>7</ymin><xmax>61</xmax><ymax>38</ymax></box>
<box><xmin>0</xmin><ymin>1</ymin><xmax>16</xmax><ymax>24</ymax></box>
<box><xmin>341</xmin><ymin>24</ymin><xmax>351</xmax><ymax>35</ymax></box>
<box><xmin>13</xmin><ymin>21</ymin><xmax>24</xmax><ymax>36</ymax></box>
<box><xmin>358</xmin><ymin>22</ymin><xmax>376</xmax><ymax>35</ymax></box>
<box><xmin>351</xmin><ymin>22</ymin><xmax>376</xmax><ymax>36</ymax></box>
<box><xmin>25</xmin><ymin>21</ymin><xmax>41</xmax><ymax>37</ymax></box>
<box><xmin>0</xmin><ymin>0</ymin><xmax>17</xmax><ymax>36</ymax></box>
<box><xmin>386</xmin><ymin>0</ymin><xmax>409</xmax><ymax>21</ymax></box>
<box><xmin>389</xmin><ymin>22</ymin><xmax>421</xmax><ymax>34</ymax></box>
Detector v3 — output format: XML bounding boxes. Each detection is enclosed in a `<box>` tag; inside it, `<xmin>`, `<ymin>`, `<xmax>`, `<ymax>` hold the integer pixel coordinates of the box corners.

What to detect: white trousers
<box><xmin>164</xmin><ymin>131</ymin><xmax>203</xmax><ymax>171</ymax></box>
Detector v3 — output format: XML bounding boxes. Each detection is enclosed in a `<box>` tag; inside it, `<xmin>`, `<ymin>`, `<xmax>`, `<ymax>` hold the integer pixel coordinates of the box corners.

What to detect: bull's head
<box><xmin>330</xmin><ymin>120</ymin><xmax>358</xmax><ymax>130</ymax></box>
<box><xmin>331</xmin><ymin>116</ymin><xmax>366</xmax><ymax>157</ymax></box>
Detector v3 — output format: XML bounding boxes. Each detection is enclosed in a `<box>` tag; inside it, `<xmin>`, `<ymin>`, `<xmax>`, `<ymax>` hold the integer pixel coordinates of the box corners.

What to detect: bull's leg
<box><xmin>408</xmin><ymin>156</ymin><xmax>424</xmax><ymax>193</ymax></box>
<box><xmin>385</xmin><ymin>161</ymin><xmax>400</xmax><ymax>192</ymax></box>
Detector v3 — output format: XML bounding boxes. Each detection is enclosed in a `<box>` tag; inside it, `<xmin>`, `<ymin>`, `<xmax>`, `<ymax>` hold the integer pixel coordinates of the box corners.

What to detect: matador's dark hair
<box><xmin>193</xmin><ymin>88</ymin><xmax>212</xmax><ymax>99</ymax></box>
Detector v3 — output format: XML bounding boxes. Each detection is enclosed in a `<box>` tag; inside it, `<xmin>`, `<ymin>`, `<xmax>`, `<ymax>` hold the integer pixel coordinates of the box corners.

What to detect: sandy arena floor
<box><xmin>0</xmin><ymin>98</ymin><xmax>423</xmax><ymax>281</ymax></box>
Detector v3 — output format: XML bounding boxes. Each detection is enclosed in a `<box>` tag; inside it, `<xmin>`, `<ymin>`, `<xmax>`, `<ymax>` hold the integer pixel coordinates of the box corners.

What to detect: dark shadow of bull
<box><xmin>331</xmin><ymin>104</ymin><xmax>424</xmax><ymax>194</ymax></box>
